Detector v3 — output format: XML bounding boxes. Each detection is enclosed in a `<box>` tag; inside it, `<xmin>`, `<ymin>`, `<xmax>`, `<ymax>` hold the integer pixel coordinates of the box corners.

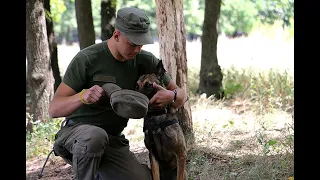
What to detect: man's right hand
<box><xmin>49</xmin><ymin>83</ymin><xmax>107</xmax><ymax>118</ymax></box>
<box><xmin>81</xmin><ymin>85</ymin><xmax>106</xmax><ymax>104</ymax></box>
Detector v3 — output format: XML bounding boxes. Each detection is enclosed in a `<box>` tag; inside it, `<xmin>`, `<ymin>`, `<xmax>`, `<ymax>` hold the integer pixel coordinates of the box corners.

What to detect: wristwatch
<box><xmin>172</xmin><ymin>89</ymin><xmax>177</xmax><ymax>103</ymax></box>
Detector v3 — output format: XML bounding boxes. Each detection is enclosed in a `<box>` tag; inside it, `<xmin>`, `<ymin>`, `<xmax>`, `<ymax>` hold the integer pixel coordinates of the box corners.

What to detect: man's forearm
<box><xmin>49</xmin><ymin>93</ymin><xmax>84</xmax><ymax>118</ymax></box>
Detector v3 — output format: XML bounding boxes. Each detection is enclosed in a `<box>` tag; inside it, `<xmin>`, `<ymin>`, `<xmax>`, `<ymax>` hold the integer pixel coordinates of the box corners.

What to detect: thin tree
<box><xmin>101</xmin><ymin>0</ymin><xmax>116</xmax><ymax>41</ymax></box>
<box><xmin>75</xmin><ymin>0</ymin><xmax>96</xmax><ymax>49</ymax></box>
<box><xmin>155</xmin><ymin>0</ymin><xmax>194</xmax><ymax>146</ymax></box>
<box><xmin>198</xmin><ymin>0</ymin><xmax>224</xmax><ymax>98</ymax></box>
<box><xmin>44</xmin><ymin>0</ymin><xmax>62</xmax><ymax>92</ymax></box>
<box><xmin>26</xmin><ymin>0</ymin><xmax>54</xmax><ymax>133</ymax></box>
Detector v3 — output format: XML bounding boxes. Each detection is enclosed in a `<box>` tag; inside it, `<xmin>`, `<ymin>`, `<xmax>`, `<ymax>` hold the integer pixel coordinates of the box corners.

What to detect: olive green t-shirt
<box><xmin>63</xmin><ymin>40</ymin><xmax>171</xmax><ymax>135</ymax></box>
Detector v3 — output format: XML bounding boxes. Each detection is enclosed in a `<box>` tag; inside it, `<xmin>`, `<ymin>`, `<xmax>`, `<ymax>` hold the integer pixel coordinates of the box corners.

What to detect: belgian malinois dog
<box><xmin>135</xmin><ymin>60</ymin><xmax>187</xmax><ymax>180</ymax></box>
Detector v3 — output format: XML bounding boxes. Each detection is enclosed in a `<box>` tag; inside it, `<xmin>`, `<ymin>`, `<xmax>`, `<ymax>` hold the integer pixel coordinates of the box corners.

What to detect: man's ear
<box><xmin>156</xmin><ymin>60</ymin><xmax>166</xmax><ymax>78</ymax></box>
<box><xmin>114</xmin><ymin>31</ymin><xmax>120</xmax><ymax>42</ymax></box>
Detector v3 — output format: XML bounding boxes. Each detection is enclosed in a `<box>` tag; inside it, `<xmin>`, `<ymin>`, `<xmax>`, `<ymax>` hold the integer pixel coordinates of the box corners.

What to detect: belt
<box><xmin>65</xmin><ymin>119</ymin><xmax>76</xmax><ymax>126</ymax></box>
<box><xmin>59</xmin><ymin>119</ymin><xmax>77</xmax><ymax>129</ymax></box>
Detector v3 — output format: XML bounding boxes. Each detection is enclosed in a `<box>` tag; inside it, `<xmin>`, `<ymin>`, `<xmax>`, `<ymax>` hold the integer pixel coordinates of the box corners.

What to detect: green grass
<box><xmin>26</xmin><ymin>24</ymin><xmax>294</xmax><ymax>179</ymax></box>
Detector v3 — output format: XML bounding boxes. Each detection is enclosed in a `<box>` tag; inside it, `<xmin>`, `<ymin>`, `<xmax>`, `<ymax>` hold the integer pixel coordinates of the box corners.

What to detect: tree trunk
<box><xmin>26</xmin><ymin>0</ymin><xmax>54</xmax><ymax>133</ymax></box>
<box><xmin>44</xmin><ymin>0</ymin><xmax>62</xmax><ymax>92</ymax></box>
<box><xmin>75</xmin><ymin>0</ymin><xmax>96</xmax><ymax>49</ymax></box>
<box><xmin>155</xmin><ymin>0</ymin><xmax>194</xmax><ymax>146</ymax></box>
<box><xmin>101</xmin><ymin>0</ymin><xmax>116</xmax><ymax>41</ymax></box>
<box><xmin>66</xmin><ymin>26</ymin><xmax>73</xmax><ymax>45</ymax></box>
<box><xmin>198</xmin><ymin>0</ymin><xmax>224</xmax><ymax>99</ymax></box>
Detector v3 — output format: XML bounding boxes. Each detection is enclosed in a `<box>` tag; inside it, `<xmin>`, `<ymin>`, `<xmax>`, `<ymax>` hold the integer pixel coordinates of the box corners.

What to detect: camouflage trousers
<box><xmin>53</xmin><ymin>120</ymin><xmax>152</xmax><ymax>180</ymax></box>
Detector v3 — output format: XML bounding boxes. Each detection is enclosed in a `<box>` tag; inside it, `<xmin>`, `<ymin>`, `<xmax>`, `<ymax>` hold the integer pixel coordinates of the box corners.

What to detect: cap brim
<box><xmin>126</xmin><ymin>31</ymin><xmax>154</xmax><ymax>45</ymax></box>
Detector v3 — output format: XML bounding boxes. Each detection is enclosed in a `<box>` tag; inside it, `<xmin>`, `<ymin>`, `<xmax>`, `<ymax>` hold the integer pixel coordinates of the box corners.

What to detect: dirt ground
<box><xmin>26</xmin><ymin>157</ymin><xmax>73</xmax><ymax>180</ymax></box>
<box><xmin>26</xmin><ymin>147</ymin><xmax>150</xmax><ymax>180</ymax></box>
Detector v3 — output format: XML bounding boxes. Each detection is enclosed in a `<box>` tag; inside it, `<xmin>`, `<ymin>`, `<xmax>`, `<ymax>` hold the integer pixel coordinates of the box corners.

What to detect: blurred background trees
<box><xmin>49</xmin><ymin>0</ymin><xmax>293</xmax><ymax>44</ymax></box>
<box><xmin>26</xmin><ymin>0</ymin><xmax>294</xmax><ymax>132</ymax></box>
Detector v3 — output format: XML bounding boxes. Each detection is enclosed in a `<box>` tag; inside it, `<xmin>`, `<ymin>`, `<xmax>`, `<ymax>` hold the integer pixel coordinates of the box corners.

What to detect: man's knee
<box><xmin>72</xmin><ymin>125</ymin><xmax>109</xmax><ymax>157</ymax></box>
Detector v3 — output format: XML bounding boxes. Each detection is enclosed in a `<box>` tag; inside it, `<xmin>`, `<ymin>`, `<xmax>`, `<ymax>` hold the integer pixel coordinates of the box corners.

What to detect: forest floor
<box><xmin>26</xmin><ymin>95</ymin><xmax>294</xmax><ymax>180</ymax></box>
<box><xmin>26</xmin><ymin>147</ymin><xmax>150</xmax><ymax>180</ymax></box>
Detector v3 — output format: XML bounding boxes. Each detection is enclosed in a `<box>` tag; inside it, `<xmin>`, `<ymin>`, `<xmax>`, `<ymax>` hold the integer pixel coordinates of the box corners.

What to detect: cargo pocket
<box><xmin>72</xmin><ymin>139</ymin><xmax>88</xmax><ymax>156</ymax></box>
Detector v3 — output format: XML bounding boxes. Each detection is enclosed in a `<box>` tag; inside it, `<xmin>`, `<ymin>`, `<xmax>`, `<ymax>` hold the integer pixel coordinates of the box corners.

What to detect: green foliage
<box><xmin>257</xmin><ymin>132</ymin><xmax>277</xmax><ymax>155</ymax></box>
<box><xmin>222</xmin><ymin>67</ymin><xmax>247</xmax><ymax>98</ymax></box>
<box><xmin>223</xmin><ymin>83</ymin><xmax>242</xmax><ymax>98</ymax></box>
<box><xmin>187</xmin><ymin>62</ymin><xmax>294</xmax><ymax>114</ymax></box>
<box><xmin>44</xmin><ymin>9</ymin><xmax>52</xmax><ymax>22</ymax></box>
<box><xmin>222</xmin><ymin>120</ymin><xmax>234</xmax><ymax>128</ymax></box>
<box><xmin>256</xmin><ymin>120</ymin><xmax>294</xmax><ymax>156</ymax></box>
<box><xmin>49</xmin><ymin>0</ymin><xmax>294</xmax><ymax>42</ymax></box>
<box><xmin>221</xmin><ymin>67</ymin><xmax>252</xmax><ymax>99</ymax></box>
<box><xmin>287</xmin><ymin>18</ymin><xmax>294</xmax><ymax>39</ymax></box>
<box><xmin>54</xmin><ymin>0</ymin><xmax>77</xmax><ymax>40</ymax></box>
<box><xmin>252</xmin><ymin>69</ymin><xmax>294</xmax><ymax>113</ymax></box>
<box><xmin>184</xmin><ymin>0</ymin><xmax>204</xmax><ymax>35</ymax></box>
<box><xmin>91</xmin><ymin>0</ymin><xmax>103</xmax><ymax>39</ymax></box>
<box><xmin>26</xmin><ymin>116</ymin><xmax>63</xmax><ymax>159</ymax></box>
<box><xmin>221</xmin><ymin>67</ymin><xmax>294</xmax><ymax>113</ymax></box>
<box><xmin>220</xmin><ymin>0</ymin><xmax>259</xmax><ymax>35</ymax></box>
<box><xmin>252</xmin><ymin>0</ymin><xmax>294</xmax><ymax>27</ymax></box>
<box><xmin>50</xmin><ymin>0</ymin><xmax>66</xmax><ymax>23</ymax></box>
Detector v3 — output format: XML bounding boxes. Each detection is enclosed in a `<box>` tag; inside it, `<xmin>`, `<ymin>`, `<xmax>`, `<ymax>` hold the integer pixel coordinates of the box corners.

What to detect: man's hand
<box><xmin>149</xmin><ymin>82</ymin><xmax>174</xmax><ymax>108</ymax></box>
<box><xmin>81</xmin><ymin>85</ymin><xmax>106</xmax><ymax>104</ymax></box>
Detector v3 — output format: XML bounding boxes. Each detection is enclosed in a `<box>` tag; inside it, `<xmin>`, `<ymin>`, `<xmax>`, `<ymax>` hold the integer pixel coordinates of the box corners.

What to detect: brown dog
<box><xmin>135</xmin><ymin>60</ymin><xmax>187</xmax><ymax>180</ymax></box>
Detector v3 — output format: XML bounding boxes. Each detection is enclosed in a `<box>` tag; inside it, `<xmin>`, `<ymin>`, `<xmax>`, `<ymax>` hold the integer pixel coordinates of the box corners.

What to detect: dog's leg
<box><xmin>149</xmin><ymin>152</ymin><xmax>160</xmax><ymax>180</ymax></box>
<box><xmin>176</xmin><ymin>150</ymin><xmax>187</xmax><ymax>180</ymax></box>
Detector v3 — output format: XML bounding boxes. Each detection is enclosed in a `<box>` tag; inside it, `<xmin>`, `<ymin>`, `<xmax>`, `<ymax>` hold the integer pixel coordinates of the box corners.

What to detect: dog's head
<box><xmin>135</xmin><ymin>60</ymin><xmax>166</xmax><ymax>99</ymax></box>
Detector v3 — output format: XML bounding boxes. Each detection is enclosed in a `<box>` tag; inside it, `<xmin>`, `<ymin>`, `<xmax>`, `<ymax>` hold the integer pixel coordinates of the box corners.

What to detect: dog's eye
<box><xmin>144</xmin><ymin>82</ymin><xmax>152</xmax><ymax>89</ymax></box>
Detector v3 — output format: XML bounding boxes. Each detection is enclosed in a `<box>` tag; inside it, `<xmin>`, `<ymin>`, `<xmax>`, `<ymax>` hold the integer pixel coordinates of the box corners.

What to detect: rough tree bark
<box><xmin>26</xmin><ymin>0</ymin><xmax>54</xmax><ymax>133</ymax></box>
<box><xmin>198</xmin><ymin>0</ymin><xmax>224</xmax><ymax>99</ymax></box>
<box><xmin>44</xmin><ymin>0</ymin><xmax>62</xmax><ymax>92</ymax></box>
<box><xmin>155</xmin><ymin>0</ymin><xmax>194</xmax><ymax>146</ymax></box>
<box><xmin>75</xmin><ymin>0</ymin><xmax>96</xmax><ymax>49</ymax></box>
<box><xmin>101</xmin><ymin>0</ymin><xmax>116</xmax><ymax>41</ymax></box>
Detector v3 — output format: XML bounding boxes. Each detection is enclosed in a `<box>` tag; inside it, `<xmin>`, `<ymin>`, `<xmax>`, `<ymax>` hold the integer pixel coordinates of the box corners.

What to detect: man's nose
<box><xmin>134</xmin><ymin>45</ymin><xmax>143</xmax><ymax>53</ymax></box>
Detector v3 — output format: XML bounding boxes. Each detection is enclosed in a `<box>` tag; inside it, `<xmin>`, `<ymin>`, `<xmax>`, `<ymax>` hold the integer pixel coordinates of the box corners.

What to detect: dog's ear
<box><xmin>156</xmin><ymin>60</ymin><xmax>166</xmax><ymax>78</ymax></box>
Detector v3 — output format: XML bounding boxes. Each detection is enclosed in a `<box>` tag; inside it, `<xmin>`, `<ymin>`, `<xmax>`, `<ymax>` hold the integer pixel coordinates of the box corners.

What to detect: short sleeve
<box><xmin>62</xmin><ymin>52</ymin><xmax>88</xmax><ymax>92</ymax></box>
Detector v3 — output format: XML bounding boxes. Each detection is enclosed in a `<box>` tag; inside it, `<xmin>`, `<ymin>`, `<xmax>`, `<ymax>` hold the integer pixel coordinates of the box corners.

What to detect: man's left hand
<box><xmin>149</xmin><ymin>82</ymin><xmax>174</xmax><ymax>108</ymax></box>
